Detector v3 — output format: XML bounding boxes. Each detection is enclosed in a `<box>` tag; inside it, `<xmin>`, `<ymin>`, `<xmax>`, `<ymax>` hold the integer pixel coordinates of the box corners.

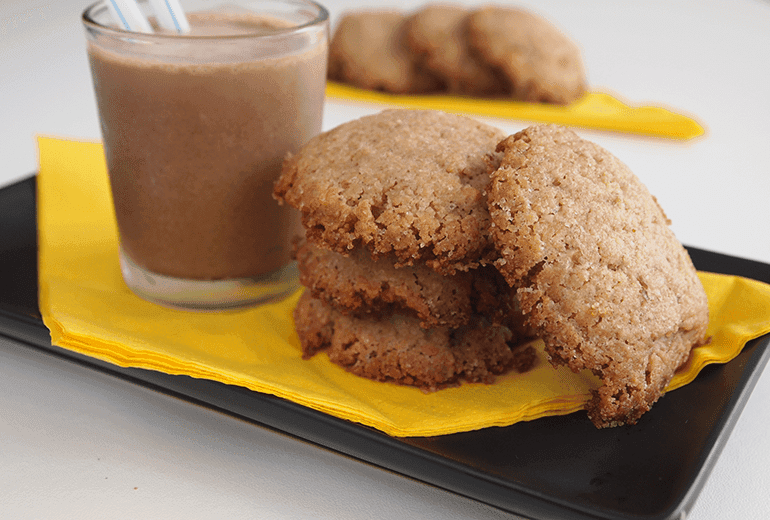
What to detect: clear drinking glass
<box><xmin>82</xmin><ymin>0</ymin><xmax>328</xmax><ymax>309</ymax></box>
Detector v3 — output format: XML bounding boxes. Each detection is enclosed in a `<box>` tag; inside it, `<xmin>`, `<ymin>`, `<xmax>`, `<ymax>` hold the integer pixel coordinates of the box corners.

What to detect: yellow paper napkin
<box><xmin>37</xmin><ymin>137</ymin><xmax>770</xmax><ymax>437</ymax></box>
<box><xmin>326</xmin><ymin>82</ymin><xmax>705</xmax><ymax>140</ymax></box>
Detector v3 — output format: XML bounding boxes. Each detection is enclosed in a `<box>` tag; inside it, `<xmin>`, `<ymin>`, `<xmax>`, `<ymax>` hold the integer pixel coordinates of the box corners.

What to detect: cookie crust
<box><xmin>295</xmin><ymin>241</ymin><xmax>520</xmax><ymax>329</ymax></box>
<box><xmin>294</xmin><ymin>291</ymin><xmax>535</xmax><ymax>390</ymax></box>
<box><xmin>274</xmin><ymin>109</ymin><xmax>505</xmax><ymax>275</ymax></box>
<box><xmin>488</xmin><ymin>125</ymin><xmax>709</xmax><ymax>427</ymax></box>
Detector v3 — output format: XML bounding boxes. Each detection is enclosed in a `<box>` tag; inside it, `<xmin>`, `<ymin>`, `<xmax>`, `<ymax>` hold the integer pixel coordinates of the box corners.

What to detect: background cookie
<box><xmin>328</xmin><ymin>10</ymin><xmax>439</xmax><ymax>94</ymax></box>
<box><xmin>405</xmin><ymin>4</ymin><xmax>504</xmax><ymax>96</ymax></box>
<box><xmin>488</xmin><ymin>125</ymin><xmax>709</xmax><ymax>427</ymax></box>
<box><xmin>274</xmin><ymin>109</ymin><xmax>505</xmax><ymax>275</ymax></box>
<box><xmin>467</xmin><ymin>7</ymin><xmax>587</xmax><ymax>104</ymax></box>
<box><xmin>293</xmin><ymin>291</ymin><xmax>535</xmax><ymax>390</ymax></box>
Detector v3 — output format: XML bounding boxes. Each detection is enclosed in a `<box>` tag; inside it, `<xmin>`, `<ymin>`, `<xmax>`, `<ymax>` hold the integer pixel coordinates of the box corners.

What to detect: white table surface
<box><xmin>2</xmin><ymin>0</ymin><xmax>769</xmax><ymax>518</ymax></box>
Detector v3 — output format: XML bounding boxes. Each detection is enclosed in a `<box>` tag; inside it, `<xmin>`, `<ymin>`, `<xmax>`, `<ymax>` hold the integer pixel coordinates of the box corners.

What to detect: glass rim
<box><xmin>81</xmin><ymin>0</ymin><xmax>329</xmax><ymax>40</ymax></box>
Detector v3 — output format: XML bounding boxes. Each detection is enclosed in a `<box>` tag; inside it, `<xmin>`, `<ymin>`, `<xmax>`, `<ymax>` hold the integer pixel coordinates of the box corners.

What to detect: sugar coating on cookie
<box><xmin>328</xmin><ymin>11</ymin><xmax>439</xmax><ymax>94</ymax></box>
<box><xmin>293</xmin><ymin>291</ymin><xmax>536</xmax><ymax>390</ymax></box>
<box><xmin>404</xmin><ymin>4</ymin><xmax>504</xmax><ymax>96</ymax></box>
<box><xmin>488</xmin><ymin>124</ymin><xmax>709</xmax><ymax>427</ymax></box>
<box><xmin>274</xmin><ymin>109</ymin><xmax>505</xmax><ymax>275</ymax></box>
<box><xmin>295</xmin><ymin>241</ymin><xmax>518</xmax><ymax>329</ymax></box>
<box><xmin>467</xmin><ymin>7</ymin><xmax>586</xmax><ymax>104</ymax></box>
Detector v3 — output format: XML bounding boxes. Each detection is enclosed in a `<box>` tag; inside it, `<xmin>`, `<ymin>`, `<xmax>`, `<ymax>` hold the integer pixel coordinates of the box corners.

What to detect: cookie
<box><xmin>488</xmin><ymin>125</ymin><xmax>709</xmax><ymax>427</ymax></box>
<box><xmin>293</xmin><ymin>291</ymin><xmax>536</xmax><ymax>390</ymax></box>
<box><xmin>295</xmin><ymin>241</ymin><xmax>519</xmax><ymax>329</ymax></box>
<box><xmin>274</xmin><ymin>109</ymin><xmax>505</xmax><ymax>275</ymax></box>
<box><xmin>467</xmin><ymin>7</ymin><xmax>587</xmax><ymax>104</ymax></box>
<box><xmin>328</xmin><ymin>10</ymin><xmax>440</xmax><ymax>94</ymax></box>
<box><xmin>405</xmin><ymin>4</ymin><xmax>504</xmax><ymax>96</ymax></box>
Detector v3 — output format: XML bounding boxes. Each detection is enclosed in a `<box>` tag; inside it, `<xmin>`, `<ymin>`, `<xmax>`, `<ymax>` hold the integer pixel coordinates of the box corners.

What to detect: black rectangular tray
<box><xmin>2</xmin><ymin>175</ymin><xmax>769</xmax><ymax>520</ymax></box>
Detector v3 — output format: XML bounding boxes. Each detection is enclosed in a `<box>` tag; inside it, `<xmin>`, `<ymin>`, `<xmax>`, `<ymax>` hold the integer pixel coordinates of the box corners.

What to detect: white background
<box><xmin>2</xmin><ymin>0</ymin><xmax>769</xmax><ymax>518</ymax></box>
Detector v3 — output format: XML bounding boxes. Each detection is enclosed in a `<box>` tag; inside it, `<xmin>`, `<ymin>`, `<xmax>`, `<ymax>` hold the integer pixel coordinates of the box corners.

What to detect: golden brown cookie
<box><xmin>467</xmin><ymin>7</ymin><xmax>587</xmax><ymax>104</ymax></box>
<box><xmin>488</xmin><ymin>125</ymin><xmax>709</xmax><ymax>427</ymax></box>
<box><xmin>293</xmin><ymin>291</ymin><xmax>535</xmax><ymax>390</ymax></box>
<box><xmin>328</xmin><ymin>10</ymin><xmax>440</xmax><ymax>94</ymax></box>
<box><xmin>404</xmin><ymin>4</ymin><xmax>504</xmax><ymax>96</ymax></box>
<box><xmin>274</xmin><ymin>109</ymin><xmax>505</xmax><ymax>275</ymax></box>
<box><xmin>295</xmin><ymin>241</ymin><xmax>519</xmax><ymax>329</ymax></box>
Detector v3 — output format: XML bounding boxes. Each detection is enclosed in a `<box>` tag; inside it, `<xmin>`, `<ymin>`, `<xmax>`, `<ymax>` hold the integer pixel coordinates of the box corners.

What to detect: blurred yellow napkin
<box><xmin>37</xmin><ymin>137</ymin><xmax>770</xmax><ymax>437</ymax></box>
<box><xmin>326</xmin><ymin>82</ymin><xmax>705</xmax><ymax>140</ymax></box>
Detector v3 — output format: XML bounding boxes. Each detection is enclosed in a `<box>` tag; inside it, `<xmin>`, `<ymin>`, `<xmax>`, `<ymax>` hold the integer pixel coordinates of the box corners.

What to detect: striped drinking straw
<box><xmin>147</xmin><ymin>0</ymin><xmax>191</xmax><ymax>33</ymax></box>
<box><xmin>104</xmin><ymin>0</ymin><xmax>153</xmax><ymax>33</ymax></box>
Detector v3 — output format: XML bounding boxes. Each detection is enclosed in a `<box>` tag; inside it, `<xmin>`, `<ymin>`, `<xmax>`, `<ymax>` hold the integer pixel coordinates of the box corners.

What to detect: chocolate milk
<box><xmin>87</xmin><ymin>12</ymin><xmax>327</xmax><ymax>280</ymax></box>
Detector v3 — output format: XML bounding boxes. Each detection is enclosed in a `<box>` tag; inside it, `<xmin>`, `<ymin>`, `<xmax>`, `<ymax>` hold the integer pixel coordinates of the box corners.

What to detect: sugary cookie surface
<box><xmin>274</xmin><ymin>109</ymin><xmax>505</xmax><ymax>275</ymax></box>
<box><xmin>488</xmin><ymin>124</ymin><xmax>709</xmax><ymax>427</ymax></box>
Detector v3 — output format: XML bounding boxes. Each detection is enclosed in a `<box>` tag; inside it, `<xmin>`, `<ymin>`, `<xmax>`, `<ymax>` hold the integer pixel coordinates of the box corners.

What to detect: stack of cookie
<box><xmin>274</xmin><ymin>109</ymin><xmax>710</xmax><ymax>428</ymax></box>
<box><xmin>274</xmin><ymin>109</ymin><xmax>536</xmax><ymax>391</ymax></box>
<box><xmin>328</xmin><ymin>4</ymin><xmax>587</xmax><ymax>104</ymax></box>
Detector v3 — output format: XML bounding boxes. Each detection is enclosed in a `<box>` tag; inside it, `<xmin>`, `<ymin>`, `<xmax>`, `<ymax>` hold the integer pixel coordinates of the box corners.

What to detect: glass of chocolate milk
<box><xmin>82</xmin><ymin>0</ymin><xmax>328</xmax><ymax>309</ymax></box>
